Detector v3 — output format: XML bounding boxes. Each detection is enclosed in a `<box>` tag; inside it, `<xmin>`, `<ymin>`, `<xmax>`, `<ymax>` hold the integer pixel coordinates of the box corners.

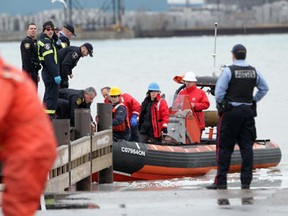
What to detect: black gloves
<box><xmin>162</xmin><ymin>127</ymin><xmax>168</xmax><ymax>134</ymax></box>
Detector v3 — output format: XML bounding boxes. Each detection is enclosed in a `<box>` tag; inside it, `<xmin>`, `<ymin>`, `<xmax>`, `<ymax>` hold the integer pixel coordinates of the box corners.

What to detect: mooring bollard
<box><xmin>74</xmin><ymin>109</ymin><xmax>91</xmax><ymax>138</ymax></box>
<box><xmin>97</xmin><ymin>103</ymin><xmax>113</xmax><ymax>184</ymax></box>
<box><xmin>97</xmin><ymin>103</ymin><xmax>112</xmax><ymax>131</ymax></box>
<box><xmin>74</xmin><ymin>108</ymin><xmax>92</xmax><ymax>191</ymax></box>
<box><xmin>52</xmin><ymin>119</ymin><xmax>70</xmax><ymax>146</ymax></box>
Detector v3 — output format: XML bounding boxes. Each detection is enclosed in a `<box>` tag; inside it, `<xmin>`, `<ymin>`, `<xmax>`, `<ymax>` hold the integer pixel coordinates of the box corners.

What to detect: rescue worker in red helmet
<box><xmin>0</xmin><ymin>56</ymin><xmax>57</xmax><ymax>216</ymax></box>
<box><xmin>110</xmin><ymin>86</ymin><xmax>131</xmax><ymax>141</ymax></box>
<box><xmin>139</xmin><ymin>82</ymin><xmax>169</xmax><ymax>143</ymax></box>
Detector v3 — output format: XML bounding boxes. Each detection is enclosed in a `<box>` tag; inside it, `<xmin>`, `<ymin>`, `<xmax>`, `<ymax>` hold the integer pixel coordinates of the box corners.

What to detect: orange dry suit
<box><xmin>0</xmin><ymin>56</ymin><xmax>57</xmax><ymax>216</ymax></box>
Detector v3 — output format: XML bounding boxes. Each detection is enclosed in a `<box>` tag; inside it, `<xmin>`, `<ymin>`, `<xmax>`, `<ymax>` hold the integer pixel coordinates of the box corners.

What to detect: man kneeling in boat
<box><xmin>110</xmin><ymin>86</ymin><xmax>131</xmax><ymax>141</ymax></box>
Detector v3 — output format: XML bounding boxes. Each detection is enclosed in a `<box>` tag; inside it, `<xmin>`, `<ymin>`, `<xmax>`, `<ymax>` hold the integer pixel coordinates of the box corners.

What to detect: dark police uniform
<box><xmin>20</xmin><ymin>36</ymin><xmax>41</xmax><ymax>87</ymax></box>
<box><xmin>56</xmin><ymin>88</ymin><xmax>92</xmax><ymax>126</ymax></box>
<box><xmin>59</xmin><ymin>33</ymin><xmax>70</xmax><ymax>47</ymax></box>
<box><xmin>55</xmin><ymin>33</ymin><xmax>70</xmax><ymax>50</ymax></box>
<box><xmin>58</xmin><ymin>46</ymin><xmax>82</xmax><ymax>88</ymax></box>
<box><xmin>38</xmin><ymin>33</ymin><xmax>60</xmax><ymax>118</ymax></box>
<box><xmin>56</xmin><ymin>24</ymin><xmax>76</xmax><ymax>50</ymax></box>
<box><xmin>215</xmin><ymin>65</ymin><xmax>257</xmax><ymax>188</ymax></box>
<box><xmin>207</xmin><ymin>44</ymin><xmax>269</xmax><ymax>190</ymax></box>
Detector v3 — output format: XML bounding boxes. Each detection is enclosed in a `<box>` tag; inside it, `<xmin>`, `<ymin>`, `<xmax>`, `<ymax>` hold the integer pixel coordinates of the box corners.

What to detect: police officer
<box><xmin>56</xmin><ymin>24</ymin><xmax>76</xmax><ymax>50</ymax></box>
<box><xmin>58</xmin><ymin>43</ymin><xmax>93</xmax><ymax>88</ymax></box>
<box><xmin>56</xmin><ymin>87</ymin><xmax>97</xmax><ymax>126</ymax></box>
<box><xmin>38</xmin><ymin>20</ymin><xmax>61</xmax><ymax>119</ymax></box>
<box><xmin>20</xmin><ymin>22</ymin><xmax>41</xmax><ymax>88</ymax></box>
<box><xmin>206</xmin><ymin>44</ymin><xmax>269</xmax><ymax>190</ymax></box>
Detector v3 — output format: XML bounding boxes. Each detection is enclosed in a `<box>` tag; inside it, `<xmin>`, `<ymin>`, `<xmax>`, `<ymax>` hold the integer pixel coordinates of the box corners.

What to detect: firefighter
<box><xmin>58</xmin><ymin>43</ymin><xmax>93</xmax><ymax>88</ymax></box>
<box><xmin>0</xmin><ymin>55</ymin><xmax>57</xmax><ymax>216</ymax></box>
<box><xmin>38</xmin><ymin>20</ymin><xmax>61</xmax><ymax>119</ymax></box>
<box><xmin>20</xmin><ymin>22</ymin><xmax>41</xmax><ymax>89</ymax></box>
<box><xmin>110</xmin><ymin>86</ymin><xmax>131</xmax><ymax>141</ymax></box>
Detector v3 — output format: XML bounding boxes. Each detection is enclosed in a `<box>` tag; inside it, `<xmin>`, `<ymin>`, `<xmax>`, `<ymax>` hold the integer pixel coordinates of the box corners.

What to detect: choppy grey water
<box><xmin>0</xmin><ymin>34</ymin><xmax>287</xmax><ymax>190</ymax></box>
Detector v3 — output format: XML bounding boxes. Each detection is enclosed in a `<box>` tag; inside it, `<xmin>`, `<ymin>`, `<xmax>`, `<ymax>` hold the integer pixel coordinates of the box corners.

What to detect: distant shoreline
<box><xmin>1</xmin><ymin>25</ymin><xmax>288</xmax><ymax>42</ymax></box>
<box><xmin>136</xmin><ymin>25</ymin><xmax>288</xmax><ymax>38</ymax></box>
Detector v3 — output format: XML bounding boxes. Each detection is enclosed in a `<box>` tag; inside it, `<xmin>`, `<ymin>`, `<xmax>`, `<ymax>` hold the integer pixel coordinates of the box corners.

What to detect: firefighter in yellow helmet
<box><xmin>110</xmin><ymin>86</ymin><xmax>131</xmax><ymax>141</ymax></box>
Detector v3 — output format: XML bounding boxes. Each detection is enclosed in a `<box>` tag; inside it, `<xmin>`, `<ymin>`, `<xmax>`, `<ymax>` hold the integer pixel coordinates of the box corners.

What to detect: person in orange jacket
<box><xmin>0</xmin><ymin>56</ymin><xmax>57</xmax><ymax>216</ymax></box>
<box><xmin>139</xmin><ymin>82</ymin><xmax>169</xmax><ymax>143</ymax></box>
<box><xmin>101</xmin><ymin>86</ymin><xmax>141</xmax><ymax>142</ymax></box>
<box><xmin>174</xmin><ymin>71</ymin><xmax>210</xmax><ymax>130</ymax></box>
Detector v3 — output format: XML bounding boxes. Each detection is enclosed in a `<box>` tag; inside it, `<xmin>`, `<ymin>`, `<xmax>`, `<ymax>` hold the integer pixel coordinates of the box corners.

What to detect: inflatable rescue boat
<box><xmin>108</xmin><ymin>76</ymin><xmax>282</xmax><ymax>181</ymax></box>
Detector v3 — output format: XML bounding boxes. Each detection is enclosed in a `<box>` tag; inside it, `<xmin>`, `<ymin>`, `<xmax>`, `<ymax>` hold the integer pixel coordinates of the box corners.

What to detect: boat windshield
<box><xmin>171</xmin><ymin>95</ymin><xmax>192</xmax><ymax>112</ymax></box>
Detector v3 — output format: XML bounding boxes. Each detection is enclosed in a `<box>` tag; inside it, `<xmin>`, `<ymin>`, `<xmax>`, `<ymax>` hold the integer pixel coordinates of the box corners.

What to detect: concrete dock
<box><xmin>32</xmin><ymin>185</ymin><xmax>288</xmax><ymax>216</ymax></box>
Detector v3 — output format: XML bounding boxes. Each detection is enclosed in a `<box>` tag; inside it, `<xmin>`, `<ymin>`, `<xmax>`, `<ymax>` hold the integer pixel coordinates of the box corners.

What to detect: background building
<box><xmin>0</xmin><ymin>0</ymin><xmax>288</xmax><ymax>40</ymax></box>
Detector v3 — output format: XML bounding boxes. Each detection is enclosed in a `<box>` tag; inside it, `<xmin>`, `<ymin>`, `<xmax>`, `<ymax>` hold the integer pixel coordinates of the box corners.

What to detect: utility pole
<box><xmin>68</xmin><ymin>0</ymin><xmax>72</xmax><ymax>24</ymax></box>
<box><xmin>117</xmin><ymin>0</ymin><xmax>123</xmax><ymax>27</ymax></box>
<box><xmin>112</xmin><ymin>0</ymin><xmax>116</xmax><ymax>25</ymax></box>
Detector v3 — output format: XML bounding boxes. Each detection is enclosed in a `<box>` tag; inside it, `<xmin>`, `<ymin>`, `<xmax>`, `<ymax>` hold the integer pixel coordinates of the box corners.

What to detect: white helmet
<box><xmin>183</xmin><ymin>71</ymin><xmax>197</xmax><ymax>82</ymax></box>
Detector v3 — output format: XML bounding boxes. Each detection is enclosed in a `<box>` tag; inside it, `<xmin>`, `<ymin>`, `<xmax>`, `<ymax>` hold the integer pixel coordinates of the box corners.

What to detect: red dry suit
<box><xmin>139</xmin><ymin>94</ymin><xmax>169</xmax><ymax>139</ymax></box>
<box><xmin>152</xmin><ymin>95</ymin><xmax>169</xmax><ymax>138</ymax></box>
<box><xmin>104</xmin><ymin>93</ymin><xmax>141</xmax><ymax>119</ymax></box>
<box><xmin>177</xmin><ymin>85</ymin><xmax>210</xmax><ymax>129</ymax></box>
<box><xmin>0</xmin><ymin>56</ymin><xmax>57</xmax><ymax>216</ymax></box>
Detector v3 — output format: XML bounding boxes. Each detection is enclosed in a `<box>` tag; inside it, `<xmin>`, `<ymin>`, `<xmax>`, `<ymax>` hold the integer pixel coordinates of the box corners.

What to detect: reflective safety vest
<box><xmin>37</xmin><ymin>38</ymin><xmax>58</xmax><ymax>64</ymax></box>
<box><xmin>112</xmin><ymin>103</ymin><xmax>130</xmax><ymax>132</ymax></box>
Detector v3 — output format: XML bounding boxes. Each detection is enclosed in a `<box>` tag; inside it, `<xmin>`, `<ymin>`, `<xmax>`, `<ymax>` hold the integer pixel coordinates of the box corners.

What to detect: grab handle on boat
<box><xmin>255</xmin><ymin>139</ymin><xmax>270</xmax><ymax>145</ymax></box>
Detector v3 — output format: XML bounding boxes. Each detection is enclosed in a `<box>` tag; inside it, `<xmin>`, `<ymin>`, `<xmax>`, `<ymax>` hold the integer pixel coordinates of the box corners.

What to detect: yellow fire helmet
<box><xmin>109</xmin><ymin>86</ymin><xmax>121</xmax><ymax>96</ymax></box>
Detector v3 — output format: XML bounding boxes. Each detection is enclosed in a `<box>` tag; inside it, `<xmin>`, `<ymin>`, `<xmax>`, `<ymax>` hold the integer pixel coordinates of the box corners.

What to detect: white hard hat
<box><xmin>183</xmin><ymin>71</ymin><xmax>197</xmax><ymax>82</ymax></box>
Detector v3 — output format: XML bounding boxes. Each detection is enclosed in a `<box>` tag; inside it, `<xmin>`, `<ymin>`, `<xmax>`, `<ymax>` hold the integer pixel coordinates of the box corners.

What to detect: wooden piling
<box><xmin>74</xmin><ymin>109</ymin><xmax>92</xmax><ymax>191</ymax></box>
<box><xmin>97</xmin><ymin>103</ymin><xmax>113</xmax><ymax>184</ymax></box>
<box><xmin>52</xmin><ymin>119</ymin><xmax>70</xmax><ymax>146</ymax></box>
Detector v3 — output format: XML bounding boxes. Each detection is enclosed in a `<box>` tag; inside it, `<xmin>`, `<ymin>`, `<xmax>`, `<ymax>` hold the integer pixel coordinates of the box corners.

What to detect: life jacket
<box><xmin>112</xmin><ymin>103</ymin><xmax>130</xmax><ymax>132</ymax></box>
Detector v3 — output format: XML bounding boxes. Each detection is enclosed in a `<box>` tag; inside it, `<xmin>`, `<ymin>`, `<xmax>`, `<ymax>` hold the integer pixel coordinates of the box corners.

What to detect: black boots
<box><xmin>241</xmin><ymin>185</ymin><xmax>250</xmax><ymax>189</ymax></box>
<box><xmin>206</xmin><ymin>183</ymin><xmax>227</xmax><ymax>190</ymax></box>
